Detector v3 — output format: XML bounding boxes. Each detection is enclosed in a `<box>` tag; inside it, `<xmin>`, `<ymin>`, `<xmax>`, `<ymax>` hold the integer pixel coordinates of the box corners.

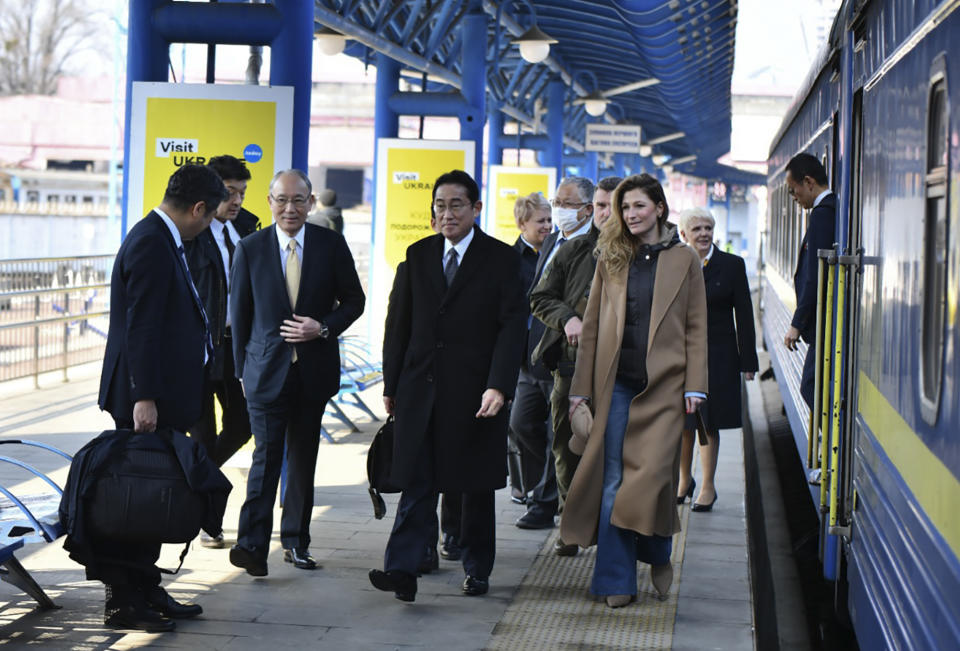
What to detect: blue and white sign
<box><xmin>243</xmin><ymin>143</ymin><xmax>263</xmax><ymax>163</ymax></box>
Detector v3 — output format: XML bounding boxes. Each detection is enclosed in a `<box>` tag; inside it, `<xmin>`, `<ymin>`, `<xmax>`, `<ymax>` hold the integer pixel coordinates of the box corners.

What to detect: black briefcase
<box><xmin>367</xmin><ymin>416</ymin><xmax>400</xmax><ymax>519</ymax></box>
<box><xmin>86</xmin><ymin>430</ymin><xmax>207</xmax><ymax>544</ymax></box>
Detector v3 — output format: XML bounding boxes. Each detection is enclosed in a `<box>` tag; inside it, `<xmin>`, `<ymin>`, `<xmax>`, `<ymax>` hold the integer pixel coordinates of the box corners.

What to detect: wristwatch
<box><xmin>319</xmin><ymin>321</ymin><xmax>329</xmax><ymax>339</ymax></box>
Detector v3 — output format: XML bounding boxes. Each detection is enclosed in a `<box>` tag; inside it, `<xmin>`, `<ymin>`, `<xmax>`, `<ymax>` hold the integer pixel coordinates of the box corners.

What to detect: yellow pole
<box><xmin>829</xmin><ymin>265</ymin><xmax>847</xmax><ymax>527</ymax></box>
<box><xmin>819</xmin><ymin>261</ymin><xmax>835</xmax><ymax>510</ymax></box>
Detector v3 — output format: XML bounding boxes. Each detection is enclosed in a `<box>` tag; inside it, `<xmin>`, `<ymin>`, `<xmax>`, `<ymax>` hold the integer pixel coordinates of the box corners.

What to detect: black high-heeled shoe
<box><xmin>677</xmin><ymin>478</ymin><xmax>696</xmax><ymax>504</ymax></box>
<box><xmin>691</xmin><ymin>491</ymin><xmax>718</xmax><ymax>512</ymax></box>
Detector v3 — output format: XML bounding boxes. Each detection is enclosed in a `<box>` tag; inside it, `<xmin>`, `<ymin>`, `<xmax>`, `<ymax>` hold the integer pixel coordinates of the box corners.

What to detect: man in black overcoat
<box><xmin>370</xmin><ymin>170</ymin><xmax>526</xmax><ymax>601</ymax></box>
<box><xmin>783</xmin><ymin>153</ymin><xmax>836</xmax><ymax>408</ymax></box>
<box><xmin>97</xmin><ymin>164</ymin><xmax>226</xmax><ymax>632</ymax></box>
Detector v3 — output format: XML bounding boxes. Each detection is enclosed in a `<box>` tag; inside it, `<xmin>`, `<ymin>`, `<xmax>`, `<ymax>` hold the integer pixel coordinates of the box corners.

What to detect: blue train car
<box><xmin>761</xmin><ymin>1</ymin><xmax>960</xmax><ymax>647</ymax></box>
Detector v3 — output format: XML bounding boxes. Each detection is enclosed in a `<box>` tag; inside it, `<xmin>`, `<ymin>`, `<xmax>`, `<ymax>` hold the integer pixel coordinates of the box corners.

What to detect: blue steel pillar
<box><xmin>545</xmin><ymin>77</ymin><xmax>565</xmax><ymax>180</ymax></box>
<box><xmin>460</xmin><ymin>4</ymin><xmax>488</xmax><ymax>184</ymax></box>
<box><xmin>372</xmin><ymin>53</ymin><xmax>400</xmax><ymax>230</ymax></box>
<box><xmin>613</xmin><ymin>153</ymin><xmax>626</xmax><ymax>178</ymax></box>
<box><xmin>487</xmin><ymin>104</ymin><xmax>503</xmax><ymax>178</ymax></box>
<box><xmin>121</xmin><ymin>0</ymin><xmax>169</xmax><ymax>235</ymax></box>
<box><xmin>269</xmin><ymin>0</ymin><xmax>313</xmax><ymax>172</ymax></box>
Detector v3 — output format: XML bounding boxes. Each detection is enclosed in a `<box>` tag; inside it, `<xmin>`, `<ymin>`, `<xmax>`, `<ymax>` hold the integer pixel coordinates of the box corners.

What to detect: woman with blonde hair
<box><xmin>562</xmin><ymin>174</ymin><xmax>707</xmax><ymax>608</ymax></box>
<box><xmin>676</xmin><ymin>207</ymin><xmax>757</xmax><ymax>511</ymax></box>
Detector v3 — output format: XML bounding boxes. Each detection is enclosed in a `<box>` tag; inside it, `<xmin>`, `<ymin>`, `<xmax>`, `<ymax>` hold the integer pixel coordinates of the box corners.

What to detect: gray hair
<box><xmin>269</xmin><ymin>169</ymin><xmax>313</xmax><ymax>195</ymax></box>
<box><xmin>678</xmin><ymin>206</ymin><xmax>716</xmax><ymax>235</ymax></box>
<box><xmin>557</xmin><ymin>176</ymin><xmax>595</xmax><ymax>204</ymax></box>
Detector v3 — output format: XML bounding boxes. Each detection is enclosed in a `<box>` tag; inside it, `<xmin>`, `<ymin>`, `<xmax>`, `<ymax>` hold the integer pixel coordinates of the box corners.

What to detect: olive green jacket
<box><xmin>529</xmin><ymin>226</ymin><xmax>600</xmax><ymax>371</ymax></box>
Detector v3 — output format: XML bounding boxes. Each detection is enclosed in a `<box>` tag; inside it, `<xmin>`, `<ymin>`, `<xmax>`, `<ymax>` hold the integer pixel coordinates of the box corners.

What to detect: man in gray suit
<box><xmin>228</xmin><ymin>169</ymin><xmax>364</xmax><ymax>576</ymax></box>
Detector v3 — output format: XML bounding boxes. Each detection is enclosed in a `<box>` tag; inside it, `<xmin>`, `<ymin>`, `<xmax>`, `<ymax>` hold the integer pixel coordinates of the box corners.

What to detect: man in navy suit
<box><xmin>228</xmin><ymin>169</ymin><xmax>364</xmax><ymax>577</ymax></box>
<box><xmin>783</xmin><ymin>153</ymin><xmax>836</xmax><ymax>408</ymax></box>
<box><xmin>369</xmin><ymin>170</ymin><xmax>526</xmax><ymax>601</ymax></box>
<box><xmin>97</xmin><ymin>164</ymin><xmax>226</xmax><ymax>632</ymax></box>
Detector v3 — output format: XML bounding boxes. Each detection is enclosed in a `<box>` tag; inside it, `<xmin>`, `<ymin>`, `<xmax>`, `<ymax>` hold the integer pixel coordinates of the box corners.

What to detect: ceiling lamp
<box><xmin>316</xmin><ymin>26</ymin><xmax>346</xmax><ymax>56</ymax></box>
<box><xmin>512</xmin><ymin>25</ymin><xmax>557</xmax><ymax>64</ymax></box>
<box><xmin>639</xmin><ymin>144</ymin><xmax>653</xmax><ymax>157</ymax></box>
<box><xmin>574</xmin><ymin>90</ymin><xmax>610</xmax><ymax>117</ymax></box>
<box><xmin>662</xmin><ymin>164</ymin><xmax>674</xmax><ymax>175</ymax></box>
<box><xmin>652</xmin><ymin>154</ymin><xmax>669</xmax><ymax>166</ymax></box>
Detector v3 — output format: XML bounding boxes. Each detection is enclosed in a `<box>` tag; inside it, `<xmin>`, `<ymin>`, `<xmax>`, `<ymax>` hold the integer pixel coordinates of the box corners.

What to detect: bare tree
<box><xmin>0</xmin><ymin>0</ymin><xmax>101</xmax><ymax>95</ymax></box>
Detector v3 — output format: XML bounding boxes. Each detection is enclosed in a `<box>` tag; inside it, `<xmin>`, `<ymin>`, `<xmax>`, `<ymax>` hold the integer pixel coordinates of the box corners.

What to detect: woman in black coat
<box><xmin>677</xmin><ymin>208</ymin><xmax>758</xmax><ymax>511</ymax></box>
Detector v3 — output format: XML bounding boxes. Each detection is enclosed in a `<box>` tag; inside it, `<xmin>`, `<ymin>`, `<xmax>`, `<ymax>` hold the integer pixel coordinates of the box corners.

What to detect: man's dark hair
<box><xmin>163</xmin><ymin>164</ymin><xmax>228</xmax><ymax>214</ymax></box>
<box><xmin>432</xmin><ymin>170</ymin><xmax>480</xmax><ymax>204</ymax></box>
<box><xmin>207</xmin><ymin>155</ymin><xmax>251</xmax><ymax>182</ymax></box>
<box><xmin>597</xmin><ymin>176</ymin><xmax>623</xmax><ymax>193</ymax></box>
<box><xmin>786</xmin><ymin>153</ymin><xmax>828</xmax><ymax>186</ymax></box>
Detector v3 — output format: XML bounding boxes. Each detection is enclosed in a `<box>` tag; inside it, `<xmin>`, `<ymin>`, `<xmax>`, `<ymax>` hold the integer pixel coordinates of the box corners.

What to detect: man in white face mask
<box><xmin>538</xmin><ymin>177</ymin><xmax>595</xmax><ymax>275</ymax></box>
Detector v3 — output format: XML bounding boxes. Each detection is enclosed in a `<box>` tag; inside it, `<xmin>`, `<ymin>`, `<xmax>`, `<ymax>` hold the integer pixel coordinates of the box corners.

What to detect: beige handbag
<box><xmin>568</xmin><ymin>402</ymin><xmax>593</xmax><ymax>456</ymax></box>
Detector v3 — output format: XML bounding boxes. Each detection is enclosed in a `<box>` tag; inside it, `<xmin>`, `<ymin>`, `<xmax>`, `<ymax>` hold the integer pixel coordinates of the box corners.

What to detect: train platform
<box><xmin>0</xmin><ymin>364</ymin><xmax>755</xmax><ymax>650</ymax></box>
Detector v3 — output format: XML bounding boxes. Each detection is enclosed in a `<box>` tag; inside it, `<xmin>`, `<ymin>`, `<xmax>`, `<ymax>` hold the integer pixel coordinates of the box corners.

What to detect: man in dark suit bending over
<box><xmin>97</xmin><ymin>164</ymin><xmax>226</xmax><ymax>632</ymax></box>
<box><xmin>783</xmin><ymin>153</ymin><xmax>836</xmax><ymax>408</ymax></box>
<box><xmin>370</xmin><ymin>170</ymin><xmax>526</xmax><ymax>601</ymax></box>
<box><xmin>228</xmin><ymin>169</ymin><xmax>364</xmax><ymax>577</ymax></box>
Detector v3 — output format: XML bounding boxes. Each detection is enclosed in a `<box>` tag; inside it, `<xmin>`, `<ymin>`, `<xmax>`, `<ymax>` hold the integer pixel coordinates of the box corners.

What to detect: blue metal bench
<box><xmin>0</xmin><ymin>439</ymin><xmax>72</xmax><ymax>610</ymax></box>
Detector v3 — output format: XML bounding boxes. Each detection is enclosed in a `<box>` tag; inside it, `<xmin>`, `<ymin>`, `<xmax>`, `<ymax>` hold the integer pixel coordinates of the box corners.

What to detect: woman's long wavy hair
<box><xmin>596</xmin><ymin>174</ymin><xmax>669</xmax><ymax>274</ymax></box>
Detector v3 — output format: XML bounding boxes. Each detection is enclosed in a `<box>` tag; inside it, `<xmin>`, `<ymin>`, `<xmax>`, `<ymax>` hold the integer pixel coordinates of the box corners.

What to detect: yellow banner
<box><xmin>486</xmin><ymin>166</ymin><xmax>555</xmax><ymax>244</ymax></box>
<box><xmin>141</xmin><ymin>97</ymin><xmax>278</xmax><ymax>223</ymax></box>
<box><xmin>382</xmin><ymin>146</ymin><xmax>472</xmax><ymax>269</ymax></box>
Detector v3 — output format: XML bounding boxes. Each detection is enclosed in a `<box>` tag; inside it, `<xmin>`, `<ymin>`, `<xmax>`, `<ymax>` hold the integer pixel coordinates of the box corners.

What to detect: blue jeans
<box><xmin>590</xmin><ymin>381</ymin><xmax>672</xmax><ymax>596</ymax></box>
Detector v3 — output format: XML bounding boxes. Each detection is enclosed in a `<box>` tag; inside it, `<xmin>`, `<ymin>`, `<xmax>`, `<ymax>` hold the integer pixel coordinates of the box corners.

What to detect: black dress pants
<box><xmin>384</xmin><ymin>432</ymin><xmax>495</xmax><ymax>579</ymax></box>
<box><xmin>800</xmin><ymin>339</ymin><xmax>816</xmax><ymax>409</ymax></box>
<box><xmin>237</xmin><ymin>363</ymin><xmax>325</xmax><ymax>557</ymax></box>
<box><xmin>509</xmin><ymin>367</ymin><xmax>557</xmax><ymax>514</ymax></box>
<box><xmin>188</xmin><ymin>336</ymin><xmax>253</xmax><ymax>466</ymax></box>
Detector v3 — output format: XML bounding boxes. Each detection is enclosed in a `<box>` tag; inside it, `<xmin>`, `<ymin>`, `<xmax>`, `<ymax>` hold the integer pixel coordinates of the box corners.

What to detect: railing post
<box><xmin>33</xmin><ymin>295</ymin><xmax>40</xmax><ymax>389</ymax></box>
<box><xmin>62</xmin><ymin>292</ymin><xmax>70</xmax><ymax>382</ymax></box>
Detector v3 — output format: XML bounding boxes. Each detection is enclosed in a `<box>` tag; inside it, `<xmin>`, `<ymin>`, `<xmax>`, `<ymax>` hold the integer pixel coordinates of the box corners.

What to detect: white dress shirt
<box><xmin>209</xmin><ymin>218</ymin><xmax>240</xmax><ymax>327</ymax></box>
<box><xmin>442</xmin><ymin>225</ymin><xmax>475</xmax><ymax>272</ymax></box>
<box><xmin>275</xmin><ymin>223</ymin><xmax>306</xmax><ymax>277</ymax></box>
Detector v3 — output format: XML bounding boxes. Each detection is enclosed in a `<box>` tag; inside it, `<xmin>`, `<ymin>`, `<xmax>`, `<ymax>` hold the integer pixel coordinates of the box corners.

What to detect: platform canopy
<box><xmin>315</xmin><ymin>0</ymin><xmax>761</xmax><ymax>185</ymax></box>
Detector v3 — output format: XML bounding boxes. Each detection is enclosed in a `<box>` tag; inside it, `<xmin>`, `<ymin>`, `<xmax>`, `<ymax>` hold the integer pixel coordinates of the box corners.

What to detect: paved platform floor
<box><xmin>0</xmin><ymin>364</ymin><xmax>755</xmax><ymax>649</ymax></box>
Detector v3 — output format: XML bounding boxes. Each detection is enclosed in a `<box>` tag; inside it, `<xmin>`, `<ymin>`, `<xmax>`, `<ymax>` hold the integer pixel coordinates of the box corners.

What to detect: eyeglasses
<box><xmin>433</xmin><ymin>201</ymin><xmax>472</xmax><ymax>215</ymax></box>
<box><xmin>551</xmin><ymin>199</ymin><xmax>589</xmax><ymax>210</ymax></box>
<box><xmin>270</xmin><ymin>194</ymin><xmax>309</xmax><ymax>208</ymax></box>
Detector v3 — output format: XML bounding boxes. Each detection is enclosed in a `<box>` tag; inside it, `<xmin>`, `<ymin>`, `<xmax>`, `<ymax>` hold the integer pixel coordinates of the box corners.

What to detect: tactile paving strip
<box><xmin>488</xmin><ymin>504</ymin><xmax>692</xmax><ymax>650</ymax></box>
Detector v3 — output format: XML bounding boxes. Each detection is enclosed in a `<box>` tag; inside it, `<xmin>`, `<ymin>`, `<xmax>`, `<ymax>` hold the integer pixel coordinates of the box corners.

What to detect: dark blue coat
<box><xmin>98</xmin><ymin>211</ymin><xmax>207</xmax><ymax>430</ymax></box>
<box><xmin>229</xmin><ymin>223</ymin><xmax>365</xmax><ymax>405</ymax></box>
<box><xmin>792</xmin><ymin>193</ymin><xmax>837</xmax><ymax>342</ymax></box>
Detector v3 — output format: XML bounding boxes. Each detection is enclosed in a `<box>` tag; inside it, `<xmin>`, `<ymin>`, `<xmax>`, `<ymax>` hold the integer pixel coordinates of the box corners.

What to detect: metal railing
<box><xmin>0</xmin><ymin>256</ymin><xmax>113</xmax><ymax>386</ymax></box>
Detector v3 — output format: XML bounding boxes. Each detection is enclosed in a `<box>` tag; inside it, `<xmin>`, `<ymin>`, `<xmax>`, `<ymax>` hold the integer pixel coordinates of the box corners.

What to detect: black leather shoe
<box><xmin>418</xmin><ymin>545</ymin><xmax>439</xmax><ymax>575</ymax></box>
<box><xmin>462</xmin><ymin>575</ymin><xmax>489</xmax><ymax>596</ymax></box>
<box><xmin>515</xmin><ymin>508</ymin><xmax>555</xmax><ymax>530</ymax></box>
<box><xmin>369</xmin><ymin>569</ymin><xmax>416</xmax><ymax>602</ymax></box>
<box><xmin>510</xmin><ymin>487</ymin><xmax>527</xmax><ymax>505</ymax></box>
<box><xmin>677</xmin><ymin>478</ymin><xmax>696</xmax><ymax>504</ymax></box>
<box><xmin>691</xmin><ymin>491</ymin><xmax>718</xmax><ymax>512</ymax></box>
<box><xmin>283</xmin><ymin>547</ymin><xmax>319</xmax><ymax>570</ymax></box>
<box><xmin>105</xmin><ymin>605</ymin><xmax>176</xmax><ymax>633</ymax></box>
<box><xmin>145</xmin><ymin>587</ymin><xmax>203</xmax><ymax>619</ymax></box>
<box><xmin>230</xmin><ymin>544</ymin><xmax>268</xmax><ymax>577</ymax></box>
<box><xmin>439</xmin><ymin>533</ymin><xmax>462</xmax><ymax>561</ymax></box>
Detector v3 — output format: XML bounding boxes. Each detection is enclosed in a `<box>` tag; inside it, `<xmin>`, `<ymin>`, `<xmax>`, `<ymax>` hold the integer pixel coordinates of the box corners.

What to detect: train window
<box><xmin>920</xmin><ymin>74</ymin><xmax>948</xmax><ymax>424</ymax></box>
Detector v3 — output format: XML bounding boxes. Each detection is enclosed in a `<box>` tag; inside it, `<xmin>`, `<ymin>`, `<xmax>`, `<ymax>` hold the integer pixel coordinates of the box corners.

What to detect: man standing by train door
<box><xmin>783</xmin><ymin>153</ymin><xmax>836</xmax><ymax>409</ymax></box>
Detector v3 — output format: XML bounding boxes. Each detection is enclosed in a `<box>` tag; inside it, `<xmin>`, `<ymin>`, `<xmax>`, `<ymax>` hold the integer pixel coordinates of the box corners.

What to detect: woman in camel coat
<box><xmin>563</xmin><ymin>174</ymin><xmax>707</xmax><ymax>608</ymax></box>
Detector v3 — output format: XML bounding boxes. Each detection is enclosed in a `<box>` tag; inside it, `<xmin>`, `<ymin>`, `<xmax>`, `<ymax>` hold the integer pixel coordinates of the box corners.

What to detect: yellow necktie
<box><xmin>286</xmin><ymin>239</ymin><xmax>300</xmax><ymax>362</ymax></box>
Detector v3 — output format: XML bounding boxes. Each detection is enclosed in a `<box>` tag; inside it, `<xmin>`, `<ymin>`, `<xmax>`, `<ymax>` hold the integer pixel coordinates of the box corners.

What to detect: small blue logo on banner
<box><xmin>243</xmin><ymin>144</ymin><xmax>263</xmax><ymax>163</ymax></box>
